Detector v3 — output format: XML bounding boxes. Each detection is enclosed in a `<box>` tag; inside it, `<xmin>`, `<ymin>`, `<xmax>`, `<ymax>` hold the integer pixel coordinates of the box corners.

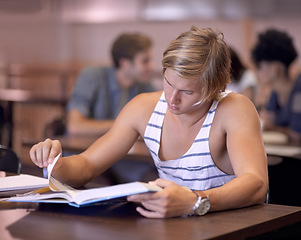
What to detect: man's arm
<box><xmin>205</xmin><ymin>94</ymin><xmax>268</xmax><ymax>212</ymax></box>
<box><xmin>66</xmin><ymin>67</ymin><xmax>112</xmax><ymax>136</ymax></box>
<box><xmin>30</xmin><ymin>93</ymin><xmax>158</xmax><ymax>188</ymax></box>
<box><xmin>67</xmin><ymin>109</ymin><xmax>113</xmax><ymax>136</ymax></box>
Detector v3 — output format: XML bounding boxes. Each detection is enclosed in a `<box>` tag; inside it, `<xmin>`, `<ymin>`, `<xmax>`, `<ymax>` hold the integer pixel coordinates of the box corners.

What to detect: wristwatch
<box><xmin>192</xmin><ymin>191</ymin><xmax>210</xmax><ymax>216</ymax></box>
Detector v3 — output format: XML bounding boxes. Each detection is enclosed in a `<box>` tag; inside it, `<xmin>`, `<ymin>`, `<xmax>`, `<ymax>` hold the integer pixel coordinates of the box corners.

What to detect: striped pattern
<box><xmin>144</xmin><ymin>92</ymin><xmax>235</xmax><ymax>191</ymax></box>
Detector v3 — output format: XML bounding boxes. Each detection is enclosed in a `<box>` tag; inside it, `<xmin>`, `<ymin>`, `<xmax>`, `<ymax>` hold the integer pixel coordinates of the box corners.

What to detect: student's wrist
<box><xmin>186</xmin><ymin>191</ymin><xmax>210</xmax><ymax>217</ymax></box>
<box><xmin>182</xmin><ymin>190</ymin><xmax>210</xmax><ymax>217</ymax></box>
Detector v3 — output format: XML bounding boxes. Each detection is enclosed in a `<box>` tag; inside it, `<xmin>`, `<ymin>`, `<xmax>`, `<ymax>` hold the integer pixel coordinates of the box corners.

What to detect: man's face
<box><xmin>128</xmin><ymin>48</ymin><xmax>154</xmax><ymax>83</ymax></box>
<box><xmin>163</xmin><ymin>68</ymin><xmax>204</xmax><ymax>115</ymax></box>
<box><xmin>255</xmin><ymin>61</ymin><xmax>275</xmax><ymax>84</ymax></box>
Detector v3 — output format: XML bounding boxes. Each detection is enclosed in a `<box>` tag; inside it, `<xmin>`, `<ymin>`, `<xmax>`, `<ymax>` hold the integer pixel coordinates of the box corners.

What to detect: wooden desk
<box><xmin>263</xmin><ymin>131</ymin><xmax>301</xmax><ymax>160</ymax></box>
<box><xmin>265</xmin><ymin>144</ymin><xmax>301</xmax><ymax>161</ymax></box>
<box><xmin>0</xmin><ymin>202</ymin><xmax>300</xmax><ymax>240</ymax></box>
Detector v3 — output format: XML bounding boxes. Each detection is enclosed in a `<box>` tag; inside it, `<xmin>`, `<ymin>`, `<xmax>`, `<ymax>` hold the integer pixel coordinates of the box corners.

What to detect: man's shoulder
<box><xmin>81</xmin><ymin>65</ymin><xmax>113</xmax><ymax>75</ymax></box>
<box><xmin>212</xmin><ymin>92</ymin><xmax>261</xmax><ymax>139</ymax></box>
<box><xmin>118</xmin><ymin>91</ymin><xmax>163</xmax><ymax>132</ymax></box>
<box><xmin>77</xmin><ymin>66</ymin><xmax>116</xmax><ymax>86</ymax></box>
<box><xmin>216</xmin><ymin>92</ymin><xmax>258</xmax><ymax>121</ymax></box>
<box><xmin>219</xmin><ymin>91</ymin><xmax>253</xmax><ymax>107</ymax></box>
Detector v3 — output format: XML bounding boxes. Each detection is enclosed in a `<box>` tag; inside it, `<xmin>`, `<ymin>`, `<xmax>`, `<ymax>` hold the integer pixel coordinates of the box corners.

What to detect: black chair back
<box><xmin>0</xmin><ymin>145</ymin><xmax>21</xmax><ymax>173</ymax></box>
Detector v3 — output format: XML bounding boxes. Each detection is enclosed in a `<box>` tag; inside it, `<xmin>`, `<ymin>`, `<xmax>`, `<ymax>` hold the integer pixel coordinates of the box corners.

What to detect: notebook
<box><xmin>0</xmin><ymin>174</ymin><xmax>49</xmax><ymax>197</ymax></box>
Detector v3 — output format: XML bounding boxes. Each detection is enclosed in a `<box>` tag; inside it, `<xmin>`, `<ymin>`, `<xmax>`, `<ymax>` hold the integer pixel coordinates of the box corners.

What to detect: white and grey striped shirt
<box><xmin>144</xmin><ymin>92</ymin><xmax>235</xmax><ymax>191</ymax></box>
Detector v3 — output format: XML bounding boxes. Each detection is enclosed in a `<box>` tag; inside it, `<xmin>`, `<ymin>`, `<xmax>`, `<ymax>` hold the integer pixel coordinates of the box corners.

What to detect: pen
<box><xmin>16</xmin><ymin>186</ymin><xmax>51</xmax><ymax>197</ymax></box>
<box><xmin>31</xmin><ymin>186</ymin><xmax>50</xmax><ymax>194</ymax></box>
<box><xmin>0</xmin><ymin>186</ymin><xmax>51</xmax><ymax>202</ymax></box>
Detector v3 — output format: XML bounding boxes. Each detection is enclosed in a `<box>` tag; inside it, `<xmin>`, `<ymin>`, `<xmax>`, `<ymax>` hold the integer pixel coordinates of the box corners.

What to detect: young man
<box><xmin>30</xmin><ymin>27</ymin><xmax>268</xmax><ymax>218</ymax></box>
<box><xmin>66</xmin><ymin>32</ymin><xmax>154</xmax><ymax>136</ymax></box>
<box><xmin>252</xmin><ymin>29</ymin><xmax>301</xmax><ymax>142</ymax></box>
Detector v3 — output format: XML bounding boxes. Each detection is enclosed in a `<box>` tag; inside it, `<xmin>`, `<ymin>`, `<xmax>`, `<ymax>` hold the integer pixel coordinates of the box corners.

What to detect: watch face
<box><xmin>196</xmin><ymin>198</ymin><xmax>210</xmax><ymax>215</ymax></box>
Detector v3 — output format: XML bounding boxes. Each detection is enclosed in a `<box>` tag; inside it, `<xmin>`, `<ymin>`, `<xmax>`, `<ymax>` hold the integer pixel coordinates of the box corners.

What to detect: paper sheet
<box><xmin>47</xmin><ymin>153</ymin><xmax>61</xmax><ymax>180</ymax></box>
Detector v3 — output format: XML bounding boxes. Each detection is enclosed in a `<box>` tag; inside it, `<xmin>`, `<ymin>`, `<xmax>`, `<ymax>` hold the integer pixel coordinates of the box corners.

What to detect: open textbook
<box><xmin>7</xmin><ymin>154</ymin><xmax>162</xmax><ymax>207</ymax></box>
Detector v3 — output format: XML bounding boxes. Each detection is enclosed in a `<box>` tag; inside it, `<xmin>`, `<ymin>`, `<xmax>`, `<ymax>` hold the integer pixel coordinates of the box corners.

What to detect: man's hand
<box><xmin>29</xmin><ymin>138</ymin><xmax>62</xmax><ymax>168</ymax></box>
<box><xmin>127</xmin><ymin>178</ymin><xmax>197</xmax><ymax>218</ymax></box>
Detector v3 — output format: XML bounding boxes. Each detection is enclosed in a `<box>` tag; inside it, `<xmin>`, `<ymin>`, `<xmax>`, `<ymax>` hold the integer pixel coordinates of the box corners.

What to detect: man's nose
<box><xmin>170</xmin><ymin>90</ymin><xmax>180</xmax><ymax>104</ymax></box>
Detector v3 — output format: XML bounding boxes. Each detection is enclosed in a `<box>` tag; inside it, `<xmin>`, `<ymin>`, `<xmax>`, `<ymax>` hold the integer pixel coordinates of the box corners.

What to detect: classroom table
<box><xmin>0</xmin><ymin>201</ymin><xmax>301</xmax><ymax>240</ymax></box>
<box><xmin>265</xmin><ymin>144</ymin><xmax>301</xmax><ymax>161</ymax></box>
<box><xmin>262</xmin><ymin>131</ymin><xmax>301</xmax><ymax>160</ymax></box>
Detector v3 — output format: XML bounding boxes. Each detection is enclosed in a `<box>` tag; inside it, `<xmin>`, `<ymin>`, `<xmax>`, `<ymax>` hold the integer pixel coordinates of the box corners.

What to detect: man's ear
<box><xmin>119</xmin><ymin>58</ymin><xmax>132</xmax><ymax>69</ymax></box>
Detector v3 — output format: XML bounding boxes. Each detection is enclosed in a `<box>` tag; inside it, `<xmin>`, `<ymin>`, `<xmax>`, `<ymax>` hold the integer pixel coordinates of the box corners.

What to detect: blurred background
<box><xmin>0</xmin><ymin>0</ymin><xmax>300</xmax><ymax>165</ymax></box>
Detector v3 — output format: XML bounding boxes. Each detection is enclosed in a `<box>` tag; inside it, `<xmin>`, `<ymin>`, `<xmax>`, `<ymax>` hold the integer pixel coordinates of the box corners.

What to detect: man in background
<box><xmin>66</xmin><ymin>32</ymin><xmax>154</xmax><ymax>136</ymax></box>
<box><xmin>65</xmin><ymin>32</ymin><xmax>156</xmax><ymax>183</ymax></box>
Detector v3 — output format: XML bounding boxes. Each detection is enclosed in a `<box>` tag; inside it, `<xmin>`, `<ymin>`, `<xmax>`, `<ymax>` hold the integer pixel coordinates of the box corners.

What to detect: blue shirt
<box><xmin>67</xmin><ymin>66</ymin><xmax>154</xmax><ymax>120</ymax></box>
<box><xmin>266</xmin><ymin>74</ymin><xmax>301</xmax><ymax>133</ymax></box>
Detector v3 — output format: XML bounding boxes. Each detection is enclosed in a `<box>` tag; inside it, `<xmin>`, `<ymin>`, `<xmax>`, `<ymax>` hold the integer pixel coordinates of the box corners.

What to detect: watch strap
<box><xmin>193</xmin><ymin>191</ymin><xmax>207</xmax><ymax>199</ymax></box>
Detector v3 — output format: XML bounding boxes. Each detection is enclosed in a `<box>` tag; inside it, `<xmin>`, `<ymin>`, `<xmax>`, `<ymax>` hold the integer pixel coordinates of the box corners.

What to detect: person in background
<box><xmin>227</xmin><ymin>47</ymin><xmax>257</xmax><ymax>102</ymax></box>
<box><xmin>30</xmin><ymin>26</ymin><xmax>268</xmax><ymax>218</ymax></box>
<box><xmin>66</xmin><ymin>32</ymin><xmax>154</xmax><ymax>137</ymax></box>
<box><xmin>252</xmin><ymin>29</ymin><xmax>301</xmax><ymax>142</ymax></box>
<box><xmin>0</xmin><ymin>104</ymin><xmax>4</xmax><ymax>144</ymax></box>
<box><xmin>66</xmin><ymin>32</ymin><xmax>156</xmax><ymax>183</ymax></box>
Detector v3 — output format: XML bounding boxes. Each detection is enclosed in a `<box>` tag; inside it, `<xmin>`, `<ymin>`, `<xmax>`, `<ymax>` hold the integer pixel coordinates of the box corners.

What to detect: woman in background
<box><xmin>252</xmin><ymin>28</ymin><xmax>300</xmax><ymax>141</ymax></box>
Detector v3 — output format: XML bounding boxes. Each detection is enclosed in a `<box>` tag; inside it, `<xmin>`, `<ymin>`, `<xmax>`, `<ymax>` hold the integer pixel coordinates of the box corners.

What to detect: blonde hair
<box><xmin>162</xmin><ymin>26</ymin><xmax>231</xmax><ymax>102</ymax></box>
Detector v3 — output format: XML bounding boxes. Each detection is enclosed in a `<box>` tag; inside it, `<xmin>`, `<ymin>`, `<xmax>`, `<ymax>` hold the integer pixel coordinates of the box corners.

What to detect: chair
<box><xmin>44</xmin><ymin>117</ymin><xmax>66</xmax><ymax>138</ymax></box>
<box><xmin>0</xmin><ymin>145</ymin><xmax>21</xmax><ymax>173</ymax></box>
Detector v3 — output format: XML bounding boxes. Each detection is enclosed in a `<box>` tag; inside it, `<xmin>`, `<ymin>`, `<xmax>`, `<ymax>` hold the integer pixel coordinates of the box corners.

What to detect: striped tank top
<box><xmin>144</xmin><ymin>92</ymin><xmax>235</xmax><ymax>191</ymax></box>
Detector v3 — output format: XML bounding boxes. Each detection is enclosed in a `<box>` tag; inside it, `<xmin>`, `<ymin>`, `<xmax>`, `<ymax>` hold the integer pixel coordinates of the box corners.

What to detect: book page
<box><xmin>73</xmin><ymin>182</ymin><xmax>162</xmax><ymax>206</ymax></box>
<box><xmin>46</xmin><ymin>153</ymin><xmax>79</xmax><ymax>199</ymax></box>
<box><xmin>47</xmin><ymin>153</ymin><xmax>61</xmax><ymax>180</ymax></box>
<box><xmin>49</xmin><ymin>176</ymin><xmax>79</xmax><ymax>199</ymax></box>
